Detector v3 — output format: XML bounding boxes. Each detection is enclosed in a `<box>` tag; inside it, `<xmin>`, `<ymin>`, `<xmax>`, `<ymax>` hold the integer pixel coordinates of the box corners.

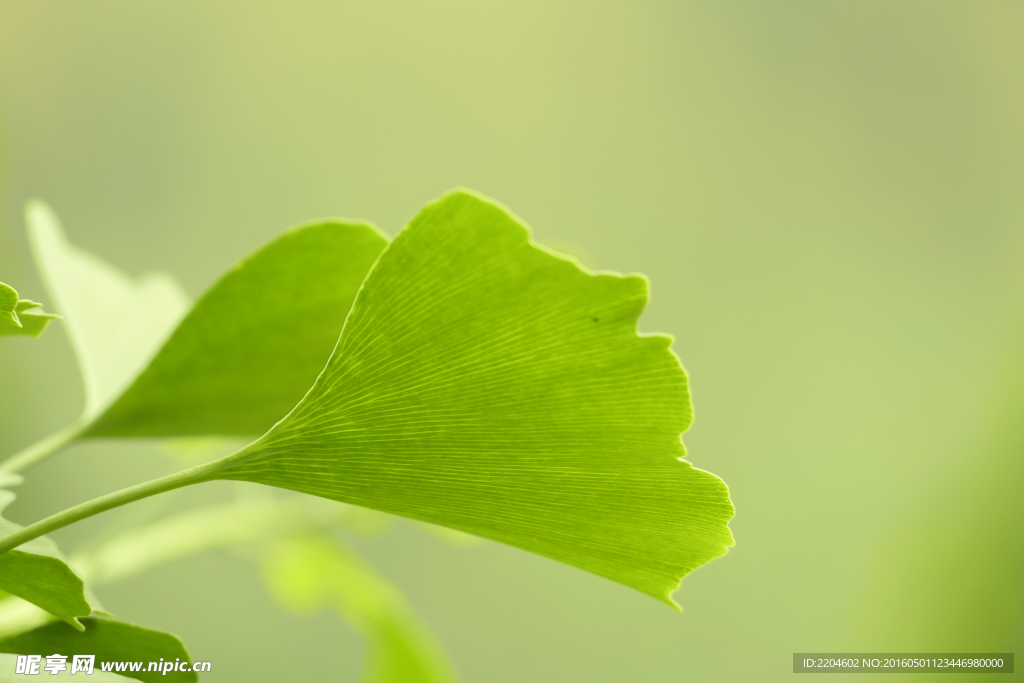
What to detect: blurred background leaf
<box><xmin>855</xmin><ymin>332</ymin><xmax>1024</xmax><ymax>668</ymax></box>
<box><xmin>262</xmin><ymin>536</ymin><xmax>458</xmax><ymax>683</ymax></box>
<box><xmin>1</xmin><ymin>1</ymin><xmax>1022</xmax><ymax>681</ymax></box>
<box><xmin>25</xmin><ymin>201</ymin><xmax>189</xmax><ymax>419</ymax></box>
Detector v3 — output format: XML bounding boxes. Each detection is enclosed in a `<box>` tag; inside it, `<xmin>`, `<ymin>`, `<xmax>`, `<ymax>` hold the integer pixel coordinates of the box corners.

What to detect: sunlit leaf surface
<box><xmin>218</xmin><ymin>190</ymin><xmax>735</xmax><ymax>605</ymax></box>
<box><xmin>87</xmin><ymin>220</ymin><xmax>387</xmax><ymax>437</ymax></box>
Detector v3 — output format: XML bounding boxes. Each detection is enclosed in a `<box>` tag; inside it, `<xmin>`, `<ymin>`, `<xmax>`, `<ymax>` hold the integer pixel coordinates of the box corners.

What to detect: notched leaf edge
<box><xmin>445</xmin><ymin>188</ymin><xmax>737</xmax><ymax>607</ymax></box>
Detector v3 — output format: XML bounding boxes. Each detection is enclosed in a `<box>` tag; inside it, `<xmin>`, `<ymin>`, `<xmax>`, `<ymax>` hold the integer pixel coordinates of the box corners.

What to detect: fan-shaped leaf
<box><xmin>216</xmin><ymin>189</ymin><xmax>734</xmax><ymax>605</ymax></box>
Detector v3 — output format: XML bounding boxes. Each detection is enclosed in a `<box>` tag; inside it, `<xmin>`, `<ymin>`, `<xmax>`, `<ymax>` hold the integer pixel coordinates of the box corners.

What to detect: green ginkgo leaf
<box><xmin>4</xmin><ymin>189</ymin><xmax>733</xmax><ymax>608</ymax></box>
<box><xmin>262</xmin><ymin>536</ymin><xmax>457</xmax><ymax>683</ymax></box>
<box><xmin>215</xmin><ymin>189</ymin><xmax>735</xmax><ymax>606</ymax></box>
<box><xmin>25</xmin><ymin>202</ymin><xmax>190</xmax><ymax>418</ymax></box>
<box><xmin>0</xmin><ymin>493</ymin><xmax>90</xmax><ymax>629</ymax></box>
<box><xmin>86</xmin><ymin>219</ymin><xmax>388</xmax><ymax>438</ymax></box>
<box><xmin>0</xmin><ymin>282</ymin><xmax>59</xmax><ymax>339</ymax></box>
<box><xmin>0</xmin><ymin>616</ymin><xmax>195</xmax><ymax>683</ymax></box>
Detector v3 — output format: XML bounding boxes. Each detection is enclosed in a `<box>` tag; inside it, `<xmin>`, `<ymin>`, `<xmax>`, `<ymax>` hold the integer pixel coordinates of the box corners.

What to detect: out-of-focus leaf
<box><xmin>218</xmin><ymin>189</ymin><xmax>734</xmax><ymax>606</ymax></box>
<box><xmin>0</xmin><ymin>653</ymin><xmax>132</xmax><ymax>681</ymax></box>
<box><xmin>0</xmin><ymin>282</ymin><xmax>59</xmax><ymax>339</ymax></box>
<box><xmin>0</xmin><ymin>492</ymin><xmax>90</xmax><ymax>629</ymax></box>
<box><xmin>86</xmin><ymin>219</ymin><xmax>387</xmax><ymax>438</ymax></box>
<box><xmin>156</xmin><ymin>438</ymin><xmax>247</xmax><ymax>466</ymax></box>
<box><xmin>0</xmin><ymin>616</ymin><xmax>195</xmax><ymax>683</ymax></box>
<box><xmin>25</xmin><ymin>202</ymin><xmax>189</xmax><ymax>417</ymax></box>
<box><xmin>860</xmin><ymin>350</ymin><xmax>1024</xmax><ymax>654</ymax></box>
<box><xmin>0</xmin><ymin>593</ymin><xmax>51</xmax><ymax>641</ymax></box>
<box><xmin>0</xmin><ymin>494</ymin><xmax>345</xmax><ymax>640</ymax></box>
<box><xmin>262</xmin><ymin>537</ymin><xmax>457</xmax><ymax>683</ymax></box>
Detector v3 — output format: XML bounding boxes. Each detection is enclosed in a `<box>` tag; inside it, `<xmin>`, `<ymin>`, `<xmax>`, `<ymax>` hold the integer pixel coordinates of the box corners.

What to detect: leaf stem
<box><xmin>0</xmin><ymin>420</ymin><xmax>87</xmax><ymax>474</ymax></box>
<box><xmin>0</xmin><ymin>461</ymin><xmax>222</xmax><ymax>555</ymax></box>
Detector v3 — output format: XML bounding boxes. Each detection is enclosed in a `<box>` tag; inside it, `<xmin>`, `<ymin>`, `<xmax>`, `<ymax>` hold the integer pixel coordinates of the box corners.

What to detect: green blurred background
<box><xmin>1</xmin><ymin>1</ymin><xmax>1022</xmax><ymax>680</ymax></box>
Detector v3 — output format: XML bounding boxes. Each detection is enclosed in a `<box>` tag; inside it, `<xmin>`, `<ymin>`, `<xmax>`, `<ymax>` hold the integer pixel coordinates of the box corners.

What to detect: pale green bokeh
<box><xmin>1</xmin><ymin>1</ymin><xmax>1022</xmax><ymax>681</ymax></box>
<box><xmin>263</xmin><ymin>536</ymin><xmax>458</xmax><ymax>683</ymax></box>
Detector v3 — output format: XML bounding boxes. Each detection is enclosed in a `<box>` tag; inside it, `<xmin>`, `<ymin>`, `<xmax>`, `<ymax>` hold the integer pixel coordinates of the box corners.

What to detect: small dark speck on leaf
<box><xmin>592</xmin><ymin>317</ymin><xmax>599</xmax><ymax>322</ymax></box>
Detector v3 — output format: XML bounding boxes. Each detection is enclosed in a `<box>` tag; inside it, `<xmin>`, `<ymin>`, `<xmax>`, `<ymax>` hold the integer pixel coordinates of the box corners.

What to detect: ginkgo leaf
<box><xmin>262</xmin><ymin>537</ymin><xmax>457</xmax><ymax>683</ymax></box>
<box><xmin>0</xmin><ymin>283</ymin><xmax>59</xmax><ymax>339</ymax></box>
<box><xmin>215</xmin><ymin>189</ymin><xmax>735</xmax><ymax>606</ymax></box>
<box><xmin>86</xmin><ymin>219</ymin><xmax>388</xmax><ymax>438</ymax></box>
<box><xmin>25</xmin><ymin>202</ymin><xmax>190</xmax><ymax>418</ymax></box>
<box><xmin>5</xmin><ymin>189</ymin><xmax>732</xmax><ymax>607</ymax></box>
<box><xmin>0</xmin><ymin>653</ymin><xmax>133</xmax><ymax>681</ymax></box>
<box><xmin>0</xmin><ymin>616</ymin><xmax>195</xmax><ymax>683</ymax></box>
<box><xmin>0</xmin><ymin>492</ymin><xmax>91</xmax><ymax>629</ymax></box>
